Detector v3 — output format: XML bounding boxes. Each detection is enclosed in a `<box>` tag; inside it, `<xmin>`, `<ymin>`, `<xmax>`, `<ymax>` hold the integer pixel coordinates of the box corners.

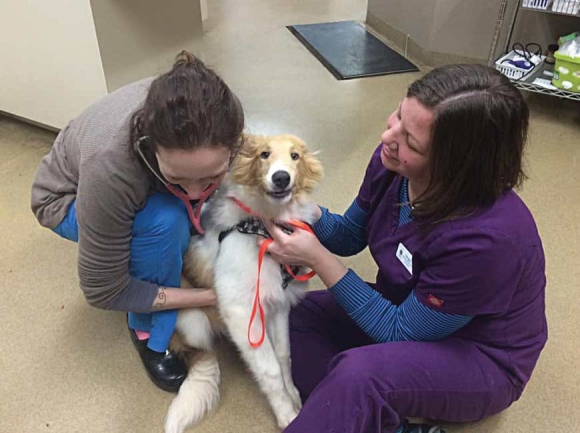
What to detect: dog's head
<box><xmin>229</xmin><ymin>134</ymin><xmax>323</xmax><ymax>205</ymax></box>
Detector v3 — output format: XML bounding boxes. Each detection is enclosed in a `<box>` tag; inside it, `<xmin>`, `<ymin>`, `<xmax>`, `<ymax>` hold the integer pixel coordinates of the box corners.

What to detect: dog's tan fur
<box><xmin>231</xmin><ymin>134</ymin><xmax>322</xmax><ymax>195</ymax></box>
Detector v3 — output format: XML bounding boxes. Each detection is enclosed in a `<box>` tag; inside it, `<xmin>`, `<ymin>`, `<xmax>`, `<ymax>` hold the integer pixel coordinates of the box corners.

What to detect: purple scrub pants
<box><xmin>284</xmin><ymin>291</ymin><xmax>521</xmax><ymax>433</ymax></box>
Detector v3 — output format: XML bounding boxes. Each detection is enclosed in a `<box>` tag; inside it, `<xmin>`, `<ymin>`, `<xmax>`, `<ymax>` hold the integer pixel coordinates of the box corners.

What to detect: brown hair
<box><xmin>130</xmin><ymin>51</ymin><xmax>244</xmax><ymax>158</ymax></box>
<box><xmin>406</xmin><ymin>64</ymin><xmax>529</xmax><ymax>226</ymax></box>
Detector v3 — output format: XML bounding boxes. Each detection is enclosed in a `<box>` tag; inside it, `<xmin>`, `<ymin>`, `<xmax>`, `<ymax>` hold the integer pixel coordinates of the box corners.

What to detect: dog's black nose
<box><xmin>272</xmin><ymin>170</ymin><xmax>291</xmax><ymax>189</ymax></box>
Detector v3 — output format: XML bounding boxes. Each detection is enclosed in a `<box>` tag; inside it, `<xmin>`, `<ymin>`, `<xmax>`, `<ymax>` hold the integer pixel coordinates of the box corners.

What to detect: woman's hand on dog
<box><xmin>258</xmin><ymin>220</ymin><xmax>322</xmax><ymax>268</ymax></box>
<box><xmin>259</xmin><ymin>219</ymin><xmax>350</xmax><ymax>288</ymax></box>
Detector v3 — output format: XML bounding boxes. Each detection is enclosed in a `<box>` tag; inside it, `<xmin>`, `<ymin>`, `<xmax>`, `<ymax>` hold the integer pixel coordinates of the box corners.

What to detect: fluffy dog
<box><xmin>164</xmin><ymin>134</ymin><xmax>323</xmax><ymax>433</ymax></box>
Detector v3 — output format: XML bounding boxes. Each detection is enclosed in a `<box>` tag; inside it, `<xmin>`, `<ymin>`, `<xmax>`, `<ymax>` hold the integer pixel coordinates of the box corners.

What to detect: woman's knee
<box><xmin>154</xmin><ymin>207</ymin><xmax>190</xmax><ymax>251</ymax></box>
<box><xmin>51</xmin><ymin>199</ymin><xmax>79</xmax><ymax>242</ymax></box>
<box><xmin>290</xmin><ymin>291</ymin><xmax>342</xmax><ymax>330</ymax></box>
<box><xmin>133</xmin><ymin>193</ymin><xmax>191</xmax><ymax>253</ymax></box>
<box><xmin>328</xmin><ymin>347</ymin><xmax>391</xmax><ymax>391</ymax></box>
<box><xmin>326</xmin><ymin>341</ymin><xmax>519</xmax><ymax>424</ymax></box>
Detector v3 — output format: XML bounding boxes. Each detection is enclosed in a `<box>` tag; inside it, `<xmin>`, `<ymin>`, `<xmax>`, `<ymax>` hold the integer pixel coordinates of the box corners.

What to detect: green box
<box><xmin>552</xmin><ymin>51</ymin><xmax>580</xmax><ymax>93</ymax></box>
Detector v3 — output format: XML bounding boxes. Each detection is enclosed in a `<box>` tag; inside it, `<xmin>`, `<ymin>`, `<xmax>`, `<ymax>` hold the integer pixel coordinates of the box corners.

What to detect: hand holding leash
<box><xmin>260</xmin><ymin>219</ymin><xmax>322</xmax><ymax>269</ymax></box>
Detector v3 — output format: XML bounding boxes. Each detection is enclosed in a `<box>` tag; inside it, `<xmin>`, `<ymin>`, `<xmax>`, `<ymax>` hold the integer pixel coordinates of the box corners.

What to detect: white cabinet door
<box><xmin>0</xmin><ymin>0</ymin><xmax>108</xmax><ymax>129</ymax></box>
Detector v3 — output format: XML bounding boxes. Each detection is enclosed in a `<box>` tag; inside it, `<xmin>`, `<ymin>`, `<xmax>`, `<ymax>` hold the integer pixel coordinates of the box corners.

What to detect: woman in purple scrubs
<box><xmin>262</xmin><ymin>64</ymin><xmax>547</xmax><ymax>433</ymax></box>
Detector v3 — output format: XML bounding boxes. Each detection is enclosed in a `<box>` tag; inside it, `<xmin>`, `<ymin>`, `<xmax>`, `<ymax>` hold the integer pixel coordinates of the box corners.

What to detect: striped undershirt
<box><xmin>311</xmin><ymin>178</ymin><xmax>472</xmax><ymax>343</ymax></box>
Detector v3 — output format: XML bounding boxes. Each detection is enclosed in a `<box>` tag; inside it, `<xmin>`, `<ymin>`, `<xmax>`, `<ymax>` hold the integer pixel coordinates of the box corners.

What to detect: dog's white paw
<box><xmin>275</xmin><ymin>406</ymin><xmax>300</xmax><ymax>430</ymax></box>
<box><xmin>286</xmin><ymin>383</ymin><xmax>302</xmax><ymax>411</ymax></box>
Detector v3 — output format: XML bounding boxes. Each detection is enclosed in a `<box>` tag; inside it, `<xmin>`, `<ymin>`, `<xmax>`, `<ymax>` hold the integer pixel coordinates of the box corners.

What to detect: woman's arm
<box><xmin>261</xmin><ymin>223</ymin><xmax>472</xmax><ymax>343</ymax></box>
<box><xmin>312</xmin><ymin>201</ymin><xmax>368</xmax><ymax>256</ymax></box>
<box><xmin>76</xmin><ymin>154</ymin><xmax>219</xmax><ymax>313</ymax></box>
<box><xmin>330</xmin><ymin>271</ymin><xmax>472</xmax><ymax>343</ymax></box>
<box><xmin>262</xmin><ymin>220</ymin><xmax>349</xmax><ymax>287</ymax></box>
<box><xmin>151</xmin><ymin>287</ymin><xmax>217</xmax><ymax>310</ymax></box>
<box><xmin>76</xmin><ymin>158</ymin><xmax>159</xmax><ymax>313</ymax></box>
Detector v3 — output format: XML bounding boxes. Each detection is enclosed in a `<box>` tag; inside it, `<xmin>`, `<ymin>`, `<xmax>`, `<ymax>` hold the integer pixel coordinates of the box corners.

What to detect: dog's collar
<box><xmin>230</xmin><ymin>196</ymin><xmax>260</xmax><ymax>217</ymax></box>
<box><xmin>227</xmin><ymin>196</ymin><xmax>295</xmax><ymax>235</ymax></box>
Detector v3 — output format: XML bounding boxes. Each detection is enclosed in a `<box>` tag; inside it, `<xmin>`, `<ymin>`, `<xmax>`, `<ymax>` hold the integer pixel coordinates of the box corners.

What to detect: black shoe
<box><xmin>127</xmin><ymin>324</ymin><xmax>187</xmax><ymax>393</ymax></box>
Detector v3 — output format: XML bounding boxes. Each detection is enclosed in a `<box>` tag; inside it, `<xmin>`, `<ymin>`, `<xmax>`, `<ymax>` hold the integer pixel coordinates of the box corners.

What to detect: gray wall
<box><xmin>90</xmin><ymin>0</ymin><xmax>203</xmax><ymax>92</ymax></box>
<box><xmin>367</xmin><ymin>0</ymin><xmax>504</xmax><ymax>65</ymax></box>
<box><xmin>367</xmin><ymin>0</ymin><xmax>436</xmax><ymax>50</ymax></box>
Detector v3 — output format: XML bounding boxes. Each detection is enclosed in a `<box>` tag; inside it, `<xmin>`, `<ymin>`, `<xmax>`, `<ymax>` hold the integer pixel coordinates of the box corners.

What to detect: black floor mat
<box><xmin>287</xmin><ymin>20</ymin><xmax>418</xmax><ymax>80</ymax></box>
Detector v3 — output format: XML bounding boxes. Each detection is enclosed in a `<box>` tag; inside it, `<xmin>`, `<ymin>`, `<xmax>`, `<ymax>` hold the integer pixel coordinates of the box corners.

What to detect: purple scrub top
<box><xmin>356</xmin><ymin>145</ymin><xmax>547</xmax><ymax>390</ymax></box>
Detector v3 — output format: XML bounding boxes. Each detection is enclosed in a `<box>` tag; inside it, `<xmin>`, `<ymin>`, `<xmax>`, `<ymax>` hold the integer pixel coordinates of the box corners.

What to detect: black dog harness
<box><xmin>219</xmin><ymin>218</ymin><xmax>301</xmax><ymax>289</ymax></box>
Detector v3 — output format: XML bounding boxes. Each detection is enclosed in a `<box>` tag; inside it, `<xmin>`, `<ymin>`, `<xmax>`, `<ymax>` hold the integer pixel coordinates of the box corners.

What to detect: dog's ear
<box><xmin>238</xmin><ymin>133</ymin><xmax>259</xmax><ymax>158</ymax></box>
<box><xmin>229</xmin><ymin>133</ymin><xmax>263</xmax><ymax>186</ymax></box>
<box><xmin>298</xmin><ymin>147</ymin><xmax>324</xmax><ymax>193</ymax></box>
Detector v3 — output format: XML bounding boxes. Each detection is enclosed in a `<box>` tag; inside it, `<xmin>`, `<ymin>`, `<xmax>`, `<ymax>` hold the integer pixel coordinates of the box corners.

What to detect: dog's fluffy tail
<box><xmin>164</xmin><ymin>351</ymin><xmax>220</xmax><ymax>433</ymax></box>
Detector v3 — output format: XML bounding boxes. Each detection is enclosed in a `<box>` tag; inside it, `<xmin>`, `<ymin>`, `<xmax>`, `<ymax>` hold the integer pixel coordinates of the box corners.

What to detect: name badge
<box><xmin>396</xmin><ymin>243</ymin><xmax>413</xmax><ymax>275</ymax></box>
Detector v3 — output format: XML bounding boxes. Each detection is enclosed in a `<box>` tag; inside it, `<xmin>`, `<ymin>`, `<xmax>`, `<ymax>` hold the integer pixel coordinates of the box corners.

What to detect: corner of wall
<box><xmin>366</xmin><ymin>8</ymin><xmax>488</xmax><ymax>68</ymax></box>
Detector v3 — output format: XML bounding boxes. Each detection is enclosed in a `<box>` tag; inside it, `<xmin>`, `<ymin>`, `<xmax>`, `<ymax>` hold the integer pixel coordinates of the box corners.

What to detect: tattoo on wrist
<box><xmin>152</xmin><ymin>287</ymin><xmax>167</xmax><ymax>310</ymax></box>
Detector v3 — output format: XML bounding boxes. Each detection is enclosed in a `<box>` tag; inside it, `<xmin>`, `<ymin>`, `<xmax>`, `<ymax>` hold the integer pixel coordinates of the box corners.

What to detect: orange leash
<box><xmin>231</xmin><ymin>196</ymin><xmax>317</xmax><ymax>348</ymax></box>
<box><xmin>248</xmin><ymin>237</ymin><xmax>273</xmax><ymax>348</ymax></box>
<box><xmin>280</xmin><ymin>221</ymin><xmax>316</xmax><ymax>281</ymax></box>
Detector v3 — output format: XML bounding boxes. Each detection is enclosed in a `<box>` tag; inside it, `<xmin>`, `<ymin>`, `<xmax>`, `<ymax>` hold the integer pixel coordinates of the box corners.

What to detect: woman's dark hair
<box><xmin>130</xmin><ymin>51</ymin><xmax>244</xmax><ymax>157</ymax></box>
<box><xmin>406</xmin><ymin>64</ymin><xmax>529</xmax><ymax>226</ymax></box>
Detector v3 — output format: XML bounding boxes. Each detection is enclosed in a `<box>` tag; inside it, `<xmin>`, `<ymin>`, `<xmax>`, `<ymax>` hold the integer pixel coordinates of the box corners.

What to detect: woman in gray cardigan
<box><xmin>31</xmin><ymin>51</ymin><xmax>244</xmax><ymax>392</ymax></box>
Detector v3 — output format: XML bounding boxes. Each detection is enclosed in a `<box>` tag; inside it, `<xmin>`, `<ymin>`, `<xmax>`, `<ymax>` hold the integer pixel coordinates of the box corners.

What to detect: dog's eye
<box><xmin>291</xmin><ymin>153</ymin><xmax>300</xmax><ymax>160</ymax></box>
<box><xmin>260</xmin><ymin>151</ymin><xmax>270</xmax><ymax>159</ymax></box>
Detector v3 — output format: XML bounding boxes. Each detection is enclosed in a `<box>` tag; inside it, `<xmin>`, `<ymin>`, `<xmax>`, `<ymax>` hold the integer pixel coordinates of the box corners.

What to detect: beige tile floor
<box><xmin>1</xmin><ymin>1</ymin><xmax>580</xmax><ymax>432</ymax></box>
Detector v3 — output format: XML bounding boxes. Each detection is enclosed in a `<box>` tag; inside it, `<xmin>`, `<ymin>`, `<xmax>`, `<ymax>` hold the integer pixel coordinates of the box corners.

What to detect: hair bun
<box><xmin>174</xmin><ymin>50</ymin><xmax>197</xmax><ymax>68</ymax></box>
